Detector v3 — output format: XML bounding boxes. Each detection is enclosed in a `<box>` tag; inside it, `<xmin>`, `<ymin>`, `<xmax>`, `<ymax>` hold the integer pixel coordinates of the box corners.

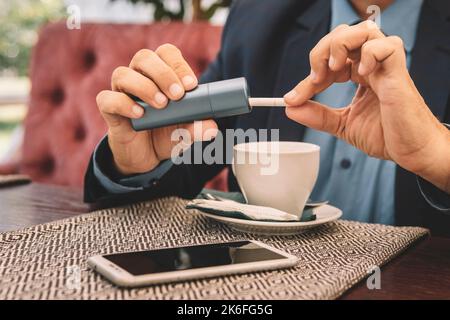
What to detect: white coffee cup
<box><xmin>232</xmin><ymin>141</ymin><xmax>320</xmax><ymax>218</ymax></box>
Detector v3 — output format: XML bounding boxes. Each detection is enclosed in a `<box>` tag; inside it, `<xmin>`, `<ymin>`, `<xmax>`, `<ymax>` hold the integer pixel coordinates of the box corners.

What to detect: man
<box><xmin>85</xmin><ymin>0</ymin><xmax>450</xmax><ymax>235</ymax></box>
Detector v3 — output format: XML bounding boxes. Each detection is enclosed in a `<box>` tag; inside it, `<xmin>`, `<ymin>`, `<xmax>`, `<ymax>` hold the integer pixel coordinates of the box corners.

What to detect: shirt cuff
<box><xmin>416</xmin><ymin>123</ymin><xmax>450</xmax><ymax>212</ymax></box>
<box><xmin>93</xmin><ymin>136</ymin><xmax>173</xmax><ymax>194</ymax></box>
<box><xmin>417</xmin><ymin>176</ymin><xmax>450</xmax><ymax>213</ymax></box>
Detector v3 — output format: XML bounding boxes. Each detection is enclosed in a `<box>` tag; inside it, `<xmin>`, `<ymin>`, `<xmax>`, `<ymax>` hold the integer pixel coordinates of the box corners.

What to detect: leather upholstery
<box><xmin>2</xmin><ymin>21</ymin><xmax>223</xmax><ymax>187</ymax></box>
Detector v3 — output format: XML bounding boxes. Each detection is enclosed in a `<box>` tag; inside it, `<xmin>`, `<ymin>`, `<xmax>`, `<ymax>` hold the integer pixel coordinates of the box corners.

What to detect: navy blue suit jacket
<box><xmin>85</xmin><ymin>0</ymin><xmax>450</xmax><ymax>235</ymax></box>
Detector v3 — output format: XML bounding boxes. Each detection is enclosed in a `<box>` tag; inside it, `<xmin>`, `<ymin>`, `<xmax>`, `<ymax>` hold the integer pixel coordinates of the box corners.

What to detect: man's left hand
<box><xmin>284</xmin><ymin>21</ymin><xmax>450</xmax><ymax>192</ymax></box>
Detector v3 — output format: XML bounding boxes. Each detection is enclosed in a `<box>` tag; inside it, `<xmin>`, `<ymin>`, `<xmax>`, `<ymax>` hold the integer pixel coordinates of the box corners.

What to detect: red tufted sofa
<box><xmin>0</xmin><ymin>21</ymin><xmax>228</xmax><ymax>190</ymax></box>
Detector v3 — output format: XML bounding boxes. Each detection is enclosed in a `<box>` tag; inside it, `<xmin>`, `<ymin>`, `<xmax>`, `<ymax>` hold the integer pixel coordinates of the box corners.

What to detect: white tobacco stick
<box><xmin>248</xmin><ymin>97</ymin><xmax>286</xmax><ymax>107</ymax></box>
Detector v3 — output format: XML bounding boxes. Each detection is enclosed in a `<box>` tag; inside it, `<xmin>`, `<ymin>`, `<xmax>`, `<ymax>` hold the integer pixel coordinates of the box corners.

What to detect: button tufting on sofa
<box><xmin>196</xmin><ymin>58</ymin><xmax>209</xmax><ymax>73</ymax></box>
<box><xmin>74</xmin><ymin>124</ymin><xmax>86</xmax><ymax>142</ymax></box>
<box><xmin>41</xmin><ymin>157</ymin><xmax>55</xmax><ymax>175</ymax></box>
<box><xmin>50</xmin><ymin>87</ymin><xmax>65</xmax><ymax>106</ymax></box>
<box><xmin>83</xmin><ymin>50</ymin><xmax>96</xmax><ymax>71</ymax></box>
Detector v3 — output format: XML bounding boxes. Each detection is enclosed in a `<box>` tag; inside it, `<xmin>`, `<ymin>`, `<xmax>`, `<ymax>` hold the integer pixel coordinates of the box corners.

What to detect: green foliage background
<box><xmin>0</xmin><ymin>0</ymin><xmax>65</xmax><ymax>77</ymax></box>
<box><xmin>119</xmin><ymin>0</ymin><xmax>231</xmax><ymax>21</ymax></box>
<box><xmin>0</xmin><ymin>0</ymin><xmax>231</xmax><ymax>77</ymax></box>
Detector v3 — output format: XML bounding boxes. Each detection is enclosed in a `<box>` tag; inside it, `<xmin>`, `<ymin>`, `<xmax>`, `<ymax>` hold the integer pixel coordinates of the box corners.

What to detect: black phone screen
<box><xmin>103</xmin><ymin>241</ymin><xmax>287</xmax><ymax>276</ymax></box>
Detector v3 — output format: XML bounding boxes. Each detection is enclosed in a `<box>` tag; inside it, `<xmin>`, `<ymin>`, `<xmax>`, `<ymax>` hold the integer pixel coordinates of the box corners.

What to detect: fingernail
<box><xmin>182</xmin><ymin>75</ymin><xmax>196</xmax><ymax>88</ymax></box>
<box><xmin>358</xmin><ymin>62</ymin><xmax>367</xmax><ymax>75</ymax></box>
<box><xmin>132</xmin><ymin>104</ymin><xmax>144</xmax><ymax>117</ymax></box>
<box><xmin>154</xmin><ymin>92</ymin><xmax>167</xmax><ymax>106</ymax></box>
<box><xmin>284</xmin><ymin>90</ymin><xmax>297</xmax><ymax>102</ymax></box>
<box><xmin>328</xmin><ymin>56</ymin><xmax>335</xmax><ymax>69</ymax></box>
<box><xmin>169</xmin><ymin>83</ymin><xmax>183</xmax><ymax>98</ymax></box>
<box><xmin>310</xmin><ymin>70</ymin><xmax>317</xmax><ymax>82</ymax></box>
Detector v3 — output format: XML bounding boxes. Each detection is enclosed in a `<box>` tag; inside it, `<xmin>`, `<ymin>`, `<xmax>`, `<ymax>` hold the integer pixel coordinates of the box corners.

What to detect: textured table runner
<box><xmin>0</xmin><ymin>197</ymin><xmax>428</xmax><ymax>300</ymax></box>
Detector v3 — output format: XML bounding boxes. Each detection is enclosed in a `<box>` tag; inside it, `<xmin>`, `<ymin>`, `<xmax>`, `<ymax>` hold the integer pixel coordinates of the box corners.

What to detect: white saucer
<box><xmin>198</xmin><ymin>204</ymin><xmax>342</xmax><ymax>235</ymax></box>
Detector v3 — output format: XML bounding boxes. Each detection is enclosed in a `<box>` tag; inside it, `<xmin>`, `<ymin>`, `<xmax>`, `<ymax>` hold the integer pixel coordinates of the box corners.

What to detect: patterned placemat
<box><xmin>0</xmin><ymin>174</ymin><xmax>31</xmax><ymax>188</ymax></box>
<box><xmin>0</xmin><ymin>197</ymin><xmax>428</xmax><ymax>300</ymax></box>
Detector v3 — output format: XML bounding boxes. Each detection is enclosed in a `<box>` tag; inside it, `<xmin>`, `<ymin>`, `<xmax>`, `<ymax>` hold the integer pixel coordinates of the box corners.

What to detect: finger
<box><xmin>156</xmin><ymin>43</ymin><xmax>198</xmax><ymax>91</ymax></box>
<box><xmin>283</xmin><ymin>75</ymin><xmax>327</xmax><ymax>107</ymax></box>
<box><xmin>347</xmin><ymin>48</ymin><xmax>361</xmax><ymax>62</ymax></box>
<box><xmin>329</xmin><ymin>20</ymin><xmax>385</xmax><ymax>72</ymax></box>
<box><xmin>309</xmin><ymin>24</ymin><xmax>349</xmax><ymax>84</ymax></box>
<box><xmin>358</xmin><ymin>36</ymin><xmax>407</xmax><ymax>76</ymax></box>
<box><xmin>96</xmin><ymin>90</ymin><xmax>143</xmax><ymax>130</ymax></box>
<box><xmin>285</xmin><ymin>23</ymin><xmax>384</xmax><ymax>106</ymax></box>
<box><xmin>111</xmin><ymin>66</ymin><xmax>168</xmax><ymax>109</ymax></box>
<box><xmin>129</xmin><ymin>49</ymin><xmax>185</xmax><ymax>100</ymax></box>
<box><xmin>284</xmin><ymin>62</ymin><xmax>351</xmax><ymax>106</ymax></box>
<box><xmin>285</xmin><ymin>100</ymin><xmax>346</xmax><ymax>137</ymax></box>
<box><xmin>348</xmin><ymin>60</ymin><xmax>368</xmax><ymax>86</ymax></box>
<box><xmin>152</xmin><ymin>120</ymin><xmax>218</xmax><ymax>160</ymax></box>
<box><xmin>336</xmin><ymin>59</ymin><xmax>353</xmax><ymax>82</ymax></box>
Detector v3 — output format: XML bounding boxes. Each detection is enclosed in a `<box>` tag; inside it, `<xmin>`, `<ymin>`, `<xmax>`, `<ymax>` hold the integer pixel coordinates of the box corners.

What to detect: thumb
<box><xmin>285</xmin><ymin>100</ymin><xmax>345</xmax><ymax>137</ymax></box>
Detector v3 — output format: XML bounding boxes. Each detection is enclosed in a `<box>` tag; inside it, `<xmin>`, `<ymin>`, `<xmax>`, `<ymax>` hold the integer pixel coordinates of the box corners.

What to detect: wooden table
<box><xmin>1</xmin><ymin>182</ymin><xmax>449</xmax><ymax>300</ymax></box>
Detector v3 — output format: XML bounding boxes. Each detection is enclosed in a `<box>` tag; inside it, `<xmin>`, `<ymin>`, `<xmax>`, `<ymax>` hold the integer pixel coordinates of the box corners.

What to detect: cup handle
<box><xmin>231</xmin><ymin>156</ymin><xmax>236</xmax><ymax>176</ymax></box>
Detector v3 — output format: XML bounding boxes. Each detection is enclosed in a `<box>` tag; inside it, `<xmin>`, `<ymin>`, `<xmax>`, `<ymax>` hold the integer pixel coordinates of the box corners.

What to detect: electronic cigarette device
<box><xmin>131</xmin><ymin>77</ymin><xmax>285</xmax><ymax>131</ymax></box>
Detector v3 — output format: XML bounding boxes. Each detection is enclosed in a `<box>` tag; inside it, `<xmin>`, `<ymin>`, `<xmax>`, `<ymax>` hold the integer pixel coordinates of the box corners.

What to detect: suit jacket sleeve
<box><xmin>83</xmin><ymin>4</ymin><xmax>241</xmax><ymax>205</ymax></box>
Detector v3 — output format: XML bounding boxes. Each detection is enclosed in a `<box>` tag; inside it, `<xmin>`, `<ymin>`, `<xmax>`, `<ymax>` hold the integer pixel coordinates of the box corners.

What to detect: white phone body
<box><xmin>87</xmin><ymin>240</ymin><xmax>298</xmax><ymax>287</ymax></box>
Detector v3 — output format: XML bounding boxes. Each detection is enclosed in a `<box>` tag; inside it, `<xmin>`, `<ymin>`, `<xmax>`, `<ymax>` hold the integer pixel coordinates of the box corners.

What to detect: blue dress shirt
<box><xmin>303</xmin><ymin>0</ymin><xmax>423</xmax><ymax>224</ymax></box>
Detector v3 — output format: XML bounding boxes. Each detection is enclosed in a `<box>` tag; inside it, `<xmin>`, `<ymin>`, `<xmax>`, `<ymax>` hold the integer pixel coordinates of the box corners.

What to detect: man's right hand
<box><xmin>96</xmin><ymin>44</ymin><xmax>218</xmax><ymax>175</ymax></box>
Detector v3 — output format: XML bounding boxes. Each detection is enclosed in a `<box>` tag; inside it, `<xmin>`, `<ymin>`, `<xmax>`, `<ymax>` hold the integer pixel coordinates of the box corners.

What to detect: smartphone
<box><xmin>87</xmin><ymin>240</ymin><xmax>298</xmax><ymax>287</ymax></box>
